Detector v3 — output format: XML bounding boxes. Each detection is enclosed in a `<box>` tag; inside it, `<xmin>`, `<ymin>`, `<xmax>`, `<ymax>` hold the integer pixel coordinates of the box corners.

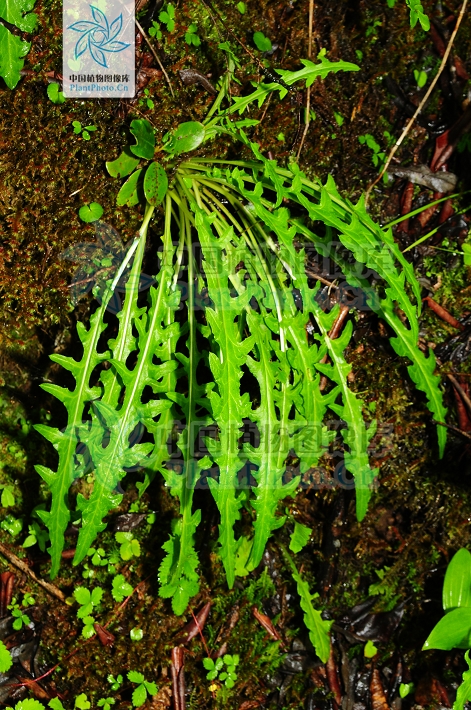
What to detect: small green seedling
<box><xmin>130</xmin><ymin>627</ymin><xmax>143</xmax><ymax>641</ymax></box>
<box><xmin>148</xmin><ymin>20</ymin><xmax>162</xmax><ymax>39</ymax></box>
<box><xmin>406</xmin><ymin>0</ymin><xmax>430</xmax><ymax>30</ymax></box>
<box><xmin>203</xmin><ymin>654</ymin><xmax>239</xmax><ymax>689</ymax></box>
<box><xmin>74</xmin><ymin>586</ymin><xmax>103</xmax><ymax>617</ymax></box>
<box><xmin>0</xmin><ymin>484</ymin><xmax>15</xmax><ymax>508</ymax></box>
<box><xmin>47</xmin><ymin>82</ymin><xmax>66</xmax><ymax>104</ymax></box>
<box><xmin>23</xmin><ymin>521</ymin><xmax>49</xmax><ymax>551</ymax></box>
<box><xmin>10</xmin><ymin>605</ymin><xmax>30</xmax><ymax>630</ymax></box>
<box><xmin>81</xmin><ymin>562</ymin><xmax>95</xmax><ymax>580</ymax></box>
<box><xmin>107</xmin><ymin>674</ymin><xmax>123</xmax><ymax>692</ymax></box>
<box><xmin>358</xmin><ymin>133</ymin><xmax>383</xmax><ymax>166</ymax></box>
<box><xmin>149</xmin><ymin>3</ymin><xmax>175</xmax><ymax>38</ymax></box>
<box><xmin>0</xmin><ymin>640</ymin><xmax>12</xmax><ymax>672</ymax></box>
<box><xmin>22</xmin><ymin>592</ymin><xmax>35</xmax><ymax>607</ymax></box>
<box><xmin>140</xmin><ymin>89</ymin><xmax>154</xmax><ymax>110</ymax></box>
<box><xmin>78</xmin><ymin>202</ymin><xmax>104</xmax><ymax>223</ymax></box>
<box><xmin>74</xmin><ymin>695</ymin><xmax>90</xmax><ymax>710</ymax></box>
<box><xmin>365</xmin><ymin>19</ymin><xmax>382</xmax><ymax>38</ymax></box>
<box><xmin>87</xmin><ymin>547</ymin><xmax>108</xmax><ymax>567</ymax></box>
<box><xmin>97</xmin><ymin>699</ymin><xmax>115</xmax><ymax>710</ymax></box>
<box><xmin>413</xmin><ymin>69</ymin><xmax>427</xmax><ymax>88</ymax></box>
<box><xmin>358</xmin><ymin>132</ymin><xmax>391</xmax><ymax>183</ymax></box>
<box><xmin>399</xmin><ymin>683</ymin><xmax>415</xmax><ymax>698</ymax></box>
<box><xmin>72</xmin><ymin>121</ymin><xmax>97</xmax><ymax>141</ymax></box>
<box><xmin>81</xmin><ymin>615</ymin><xmax>96</xmax><ymax>639</ymax></box>
<box><xmin>1</xmin><ymin>515</ymin><xmax>22</xmax><ymax>536</ymax></box>
<box><xmin>236</xmin><ymin>1</ymin><xmax>246</xmax><ymax>13</ymax></box>
<box><xmin>185</xmin><ymin>23</ymin><xmax>200</xmax><ymax>46</ymax></box>
<box><xmin>115</xmin><ymin>532</ymin><xmax>141</xmax><ymax>560</ymax></box>
<box><xmin>49</xmin><ymin>699</ymin><xmax>65</xmax><ymax>710</ymax></box>
<box><xmin>74</xmin><ymin>586</ymin><xmax>102</xmax><ymax>638</ymax></box>
<box><xmin>159</xmin><ymin>3</ymin><xmax>175</xmax><ymax>31</ymax></box>
<box><xmin>112</xmin><ymin>574</ymin><xmax>133</xmax><ymax>602</ymax></box>
<box><xmin>364</xmin><ymin>640</ymin><xmax>378</xmax><ymax>658</ymax></box>
<box><xmin>127</xmin><ymin>671</ymin><xmax>157</xmax><ymax>707</ymax></box>
<box><xmin>253</xmin><ymin>31</ymin><xmax>272</xmax><ymax>53</ymax></box>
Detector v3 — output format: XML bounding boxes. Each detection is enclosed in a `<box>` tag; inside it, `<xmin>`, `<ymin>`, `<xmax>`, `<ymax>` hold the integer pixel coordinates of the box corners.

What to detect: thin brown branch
<box><xmin>328</xmin><ymin>304</ymin><xmax>350</xmax><ymax>339</ymax></box>
<box><xmin>423</xmin><ymin>296</ymin><xmax>464</xmax><ymax>330</ymax></box>
<box><xmin>135</xmin><ymin>20</ymin><xmax>175</xmax><ymax>98</ymax></box>
<box><xmin>437</xmin><ymin>420</ymin><xmax>471</xmax><ymax>442</ymax></box>
<box><xmin>448</xmin><ymin>374</ymin><xmax>471</xmax><ymax>419</ymax></box>
<box><xmin>319</xmin><ymin>305</ymin><xmax>350</xmax><ymax>391</ymax></box>
<box><xmin>0</xmin><ymin>542</ymin><xmax>66</xmax><ymax>603</ymax></box>
<box><xmin>365</xmin><ymin>0</ymin><xmax>468</xmax><ymax>204</ymax></box>
<box><xmin>296</xmin><ymin>0</ymin><xmax>314</xmax><ymax>159</ymax></box>
<box><xmin>305</xmin><ymin>268</ymin><xmax>338</xmax><ymax>289</ymax></box>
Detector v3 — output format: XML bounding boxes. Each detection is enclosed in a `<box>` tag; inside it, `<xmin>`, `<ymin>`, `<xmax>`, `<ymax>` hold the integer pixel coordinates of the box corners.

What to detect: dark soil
<box><xmin>1</xmin><ymin>0</ymin><xmax>471</xmax><ymax>708</ymax></box>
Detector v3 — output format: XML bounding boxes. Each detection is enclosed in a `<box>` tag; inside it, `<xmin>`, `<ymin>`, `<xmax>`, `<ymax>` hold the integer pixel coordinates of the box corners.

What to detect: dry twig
<box><xmin>437</xmin><ymin>421</ymin><xmax>471</xmax><ymax>442</ymax></box>
<box><xmin>296</xmin><ymin>0</ymin><xmax>314</xmax><ymax>159</ymax></box>
<box><xmin>135</xmin><ymin>20</ymin><xmax>175</xmax><ymax>97</ymax></box>
<box><xmin>448</xmin><ymin>374</ymin><xmax>471</xmax><ymax>419</ymax></box>
<box><xmin>0</xmin><ymin>542</ymin><xmax>66</xmax><ymax>603</ymax></box>
<box><xmin>365</xmin><ymin>0</ymin><xmax>469</xmax><ymax>204</ymax></box>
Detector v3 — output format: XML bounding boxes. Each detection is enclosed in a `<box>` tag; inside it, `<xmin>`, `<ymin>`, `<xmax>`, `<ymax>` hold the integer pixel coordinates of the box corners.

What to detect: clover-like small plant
<box><xmin>107</xmin><ymin>674</ymin><xmax>123</xmax><ymax>692</ymax></box>
<box><xmin>203</xmin><ymin>654</ymin><xmax>240</xmax><ymax>689</ymax></box>
<box><xmin>127</xmin><ymin>671</ymin><xmax>157</xmax><ymax>707</ymax></box>
<box><xmin>115</xmin><ymin>532</ymin><xmax>141</xmax><ymax>561</ymax></box>
<box><xmin>97</xmin><ymin>698</ymin><xmax>115</xmax><ymax>710</ymax></box>
<box><xmin>159</xmin><ymin>3</ymin><xmax>175</xmax><ymax>30</ymax></box>
<box><xmin>8</xmin><ymin>598</ymin><xmax>31</xmax><ymax>630</ymax></box>
<box><xmin>185</xmin><ymin>23</ymin><xmax>200</xmax><ymax>47</ymax></box>
<box><xmin>149</xmin><ymin>2</ymin><xmax>175</xmax><ymax>39</ymax></box>
<box><xmin>111</xmin><ymin>574</ymin><xmax>133</xmax><ymax>602</ymax></box>
<box><xmin>74</xmin><ymin>586</ymin><xmax>103</xmax><ymax>638</ymax></box>
<box><xmin>87</xmin><ymin>547</ymin><xmax>109</xmax><ymax>567</ymax></box>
